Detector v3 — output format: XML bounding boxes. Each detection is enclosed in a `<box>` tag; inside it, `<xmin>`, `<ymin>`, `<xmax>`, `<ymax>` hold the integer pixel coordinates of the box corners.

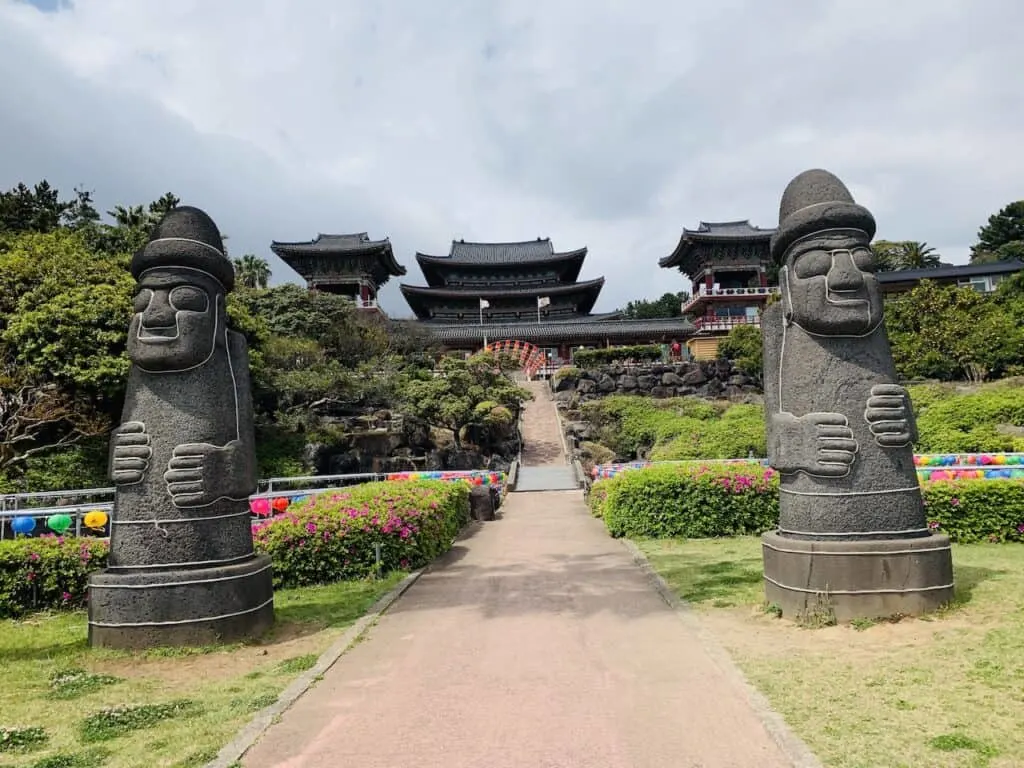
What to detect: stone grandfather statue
<box><xmin>760</xmin><ymin>169</ymin><xmax>953</xmax><ymax>622</ymax></box>
<box><xmin>88</xmin><ymin>206</ymin><xmax>274</xmax><ymax>648</ymax></box>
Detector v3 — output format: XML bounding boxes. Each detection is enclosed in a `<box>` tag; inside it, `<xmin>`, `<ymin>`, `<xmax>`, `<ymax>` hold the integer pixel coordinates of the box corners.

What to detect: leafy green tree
<box><xmin>398</xmin><ymin>353</ymin><xmax>531</xmax><ymax>448</ymax></box>
<box><xmin>0</xmin><ymin>181</ymin><xmax>100</xmax><ymax>235</ymax></box>
<box><xmin>885</xmin><ymin>280</ymin><xmax>1024</xmax><ymax>382</ymax></box>
<box><xmin>716</xmin><ymin>324</ymin><xmax>763</xmax><ymax>384</ymax></box>
<box><xmin>618</xmin><ymin>291</ymin><xmax>690</xmax><ymax>319</ymax></box>
<box><xmin>970</xmin><ymin>201</ymin><xmax>1024</xmax><ymax>263</ymax></box>
<box><xmin>233</xmin><ymin>254</ymin><xmax>272</xmax><ymax>289</ymax></box>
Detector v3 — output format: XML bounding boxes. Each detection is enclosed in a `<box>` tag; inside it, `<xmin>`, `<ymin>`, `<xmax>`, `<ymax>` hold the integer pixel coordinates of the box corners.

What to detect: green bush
<box><xmin>922</xmin><ymin>480</ymin><xmax>1024</xmax><ymax>543</ymax></box>
<box><xmin>0</xmin><ymin>536</ymin><xmax>108</xmax><ymax>618</ymax></box>
<box><xmin>581</xmin><ymin>395</ymin><xmax>764</xmax><ymax>461</ymax></box>
<box><xmin>573</xmin><ymin>344</ymin><xmax>663</xmax><ymax>368</ymax></box>
<box><xmin>252</xmin><ymin>479</ymin><xmax>470</xmax><ymax>588</ymax></box>
<box><xmin>598</xmin><ymin>464</ymin><xmax>779</xmax><ymax>538</ymax></box>
<box><xmin>593</xmin><ymin>464</ymin><xmax>1024</xmax><ymax>544</ymax></box>
<box><xmin>910</xmin><ymin>381</ymin><xmax>1024</xmax><ymax>452</ymax></box>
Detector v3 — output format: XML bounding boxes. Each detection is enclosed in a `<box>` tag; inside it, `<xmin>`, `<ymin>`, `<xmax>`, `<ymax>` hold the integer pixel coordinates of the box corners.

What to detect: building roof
<box><xmin>413</xmin><ymin>316</ymin><xmax>695</xmax><ymax>345</ymax></box>
<box><xmin>400</xmin><ymin>277</ymin><xmax>605</xmax><ymax>320</ymax></box>
<box><xmin>659</xmin><ymin>220</ymin><xmax>775</xmax><ymax>272</ymax></box>
<box><xmin>414</xmin><ymin>240</ymin><xmax>588</xmax><ymax>286</ymax></box>
<box><xmin>876</xmin><ymin>260</ymin><xmax>1024</xmax><ymax>285</ymax></box>
<box><xmin>270</xmin><ymin>233</ymin><xmax>407</xmax><ymax>277</ymax></box>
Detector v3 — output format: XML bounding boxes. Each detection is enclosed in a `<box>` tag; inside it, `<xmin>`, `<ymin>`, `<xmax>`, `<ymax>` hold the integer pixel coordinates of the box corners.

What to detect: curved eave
<box><xmin>271</xmin><ymin>240</ymin><xmax>406</xmax><ymax>277</ymax></box>
<box><xmin>400</xmin><ymin>276</ymin><xmax>604</xmax><ymax>301</ymax></box>
<box><xmin>415</xmin><ymin>247</ymin><xmax>587</xmax><ymax>285</ymax></box>
<box><xmin>658</xmin><ymin>230</ymin><xmax>774</xmax><ymax>271</ymax></box>
<box><xmin>421</xmin><ymin>317</ymin><xmax>696</xmax><ymax>344</ymax></box>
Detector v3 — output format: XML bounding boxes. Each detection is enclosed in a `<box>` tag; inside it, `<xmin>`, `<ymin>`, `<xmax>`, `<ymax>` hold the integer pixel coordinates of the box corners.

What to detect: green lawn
<box><xmin>0</xmin><ymin>573</ymin><xmax>406</xmax><ymax>768</ymax></box>
<box><xmin>637</xmin><ymin>537</ymin><xmax>1024</xmax><ymax>768</ymax></box>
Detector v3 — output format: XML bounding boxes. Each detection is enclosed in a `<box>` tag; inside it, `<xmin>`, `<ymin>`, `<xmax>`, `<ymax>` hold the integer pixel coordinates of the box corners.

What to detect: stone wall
<box><xmin>550</xmin><ymin>360</ymin><xmax>761</xmax><ymax>404</ymax></box>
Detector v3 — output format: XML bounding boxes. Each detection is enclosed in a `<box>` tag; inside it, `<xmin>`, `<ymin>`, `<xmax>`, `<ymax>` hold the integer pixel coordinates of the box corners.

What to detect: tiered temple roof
<box><xmin>271</xmin><ymin>233</ymin><xmax>406</xmax><ymax>295</ymax></box>
<box><xmin>401</xmin><ymin>238</ymin><xmax>603</xmax><ymax>324</ymax></box>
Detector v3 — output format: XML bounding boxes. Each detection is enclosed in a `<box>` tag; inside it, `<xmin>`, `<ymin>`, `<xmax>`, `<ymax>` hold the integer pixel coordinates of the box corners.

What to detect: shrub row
<box><xmin>573</xmin><ymin>344</ymin><xmax>663</xmax><ymax>368</ymax></box>
<box><xmin>591</xmin><ymin>464</ymin><xmax>779</xmax><ymax>538</ymax></box>
<box><xmin>0</xmin><ymin>480</ymin><xmax>471</xmax><ymax>617</ymax></box>
<box><xmin>590</xmin><ymin>464</ymin><xmax>1024</xmax><ymax>544</ymax></box>
<box><xmin>252</xmin><ymin>479</ymin><xmax>470</xmax><ymax>588</ymax></box>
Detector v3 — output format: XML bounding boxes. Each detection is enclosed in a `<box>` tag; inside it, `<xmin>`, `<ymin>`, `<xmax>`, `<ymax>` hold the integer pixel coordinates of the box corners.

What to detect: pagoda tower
<box><xmin>271</xmin><ymin>232</ymin><xmax>406</xmax><ymax>309</ymax></box>
<box><xmin>660</xmin><ymin>220</ymin><xmax>777</xmax><ymax>359</ymax></box>
<box><xmin>401</xmin><ymin>238</ymin><xmax>603</xmax><ymax>324</ymax></box>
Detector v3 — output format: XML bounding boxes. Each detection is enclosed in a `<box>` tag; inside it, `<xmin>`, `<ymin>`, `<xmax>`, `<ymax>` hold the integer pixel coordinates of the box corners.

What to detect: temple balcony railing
<box><xmin>354</xmin><ymin>297</ymin><xmax>379</xmax><ymax>310</ymax></box>
<box><xmin>692</xmin><ymin>314</ymin><xmax>763</xmax><ymax>333</ymax></box>
<box><xmin>682</xmin><ymin>285</ymin><xmax>778</xmax><ymax>314</ymax></box>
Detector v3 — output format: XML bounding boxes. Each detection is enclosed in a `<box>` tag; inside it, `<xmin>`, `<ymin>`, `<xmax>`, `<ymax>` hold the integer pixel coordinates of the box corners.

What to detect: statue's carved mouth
<box><xmin>138</xmin><ymin>325</ymin><xmax>178</xmax><ymax>342</ymax></box>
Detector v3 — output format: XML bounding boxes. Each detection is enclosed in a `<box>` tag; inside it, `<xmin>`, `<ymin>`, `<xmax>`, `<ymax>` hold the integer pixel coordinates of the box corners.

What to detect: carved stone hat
<box><xmin>130</xmin><ymin>206</ymin><xmax>235</xmax><ymax>291</ymax></box>
<box><xmin>770</xmin><ymin>169</ymin><xmax>876</xmax><ymax>264</ymax></box>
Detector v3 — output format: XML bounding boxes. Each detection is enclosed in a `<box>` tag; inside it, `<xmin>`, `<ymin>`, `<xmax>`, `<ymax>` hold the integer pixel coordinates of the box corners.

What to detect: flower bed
<box><xmin>252</xmin><ymin>479</ymin><xmax>470</xmax><ymax>588</ymax></box>
<box><xmin>591</xmin><ymin>463</ymin><xmax>1024</xmax><ymax>544</ymax></box>
<box><xmin>0</xmin><ymin>480</ymin><xmax>470</xmax><ymax>617</ymax></box>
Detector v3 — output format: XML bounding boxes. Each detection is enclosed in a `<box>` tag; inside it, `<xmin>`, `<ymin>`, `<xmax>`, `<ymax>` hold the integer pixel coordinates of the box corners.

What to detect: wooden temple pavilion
<box><xmin>659</xmin><ymin>220</ymin><xmax>778</xmax><ymax>359</ymax></box>
<box><xmin>270</xmin><ymin>232</ymin><xmax>406</xmax><ymax>311</ymax></box>
<box><xmin>400</xmin><ymin>238</ymin><xmax>694</xmax><ymax>362</ymax></box>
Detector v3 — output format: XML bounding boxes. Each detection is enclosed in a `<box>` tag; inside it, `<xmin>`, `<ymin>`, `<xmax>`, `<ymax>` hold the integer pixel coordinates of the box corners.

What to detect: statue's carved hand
<box><xmin>164</xmin><ymin>440</ymin><xmax>244</xmax><ymax>508</ymax></box>
<box><xmin>110</xmin><ymin>421</ymin><xmax>152</xmax><ymax>485</ymax></box>
<box><xmin>864</xmin><ymin>384</ymin><xmax>913</xmax><ymax>447</ymax></box>
<box><xmin>801</xmin><ymin>412</ymin><xmax>859</xmax><ymax>477</ymax></box>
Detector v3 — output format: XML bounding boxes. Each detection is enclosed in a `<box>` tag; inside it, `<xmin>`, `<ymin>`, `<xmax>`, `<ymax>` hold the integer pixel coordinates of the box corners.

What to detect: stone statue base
<box><xmin>761</xmin><ymin>531</ymin><xmax>954</xmax><ymax>622</ymax></box>
<box><xmin>87</xmin><ymin>555</ymin><xmax>274</xmax><ymax>649</ymax></box>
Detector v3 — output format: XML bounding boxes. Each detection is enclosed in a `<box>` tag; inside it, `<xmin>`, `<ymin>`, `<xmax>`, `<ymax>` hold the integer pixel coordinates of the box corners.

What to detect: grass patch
<box><xmin>0</xmin><ymin>571</ymin><xmax>405</xmax><ymax>768</ymax></box>
<box><xmin>636</xmin><ymin>536</ymin><xmax>1024</xmax><ymax>767</ymax></box>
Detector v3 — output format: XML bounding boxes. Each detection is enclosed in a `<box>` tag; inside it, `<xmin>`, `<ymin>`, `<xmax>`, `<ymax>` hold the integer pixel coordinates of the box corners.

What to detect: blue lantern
<box><xmin>11</xmin><ymin>516</ymin><xmax>36</xmax><ymax>535</ymax></box>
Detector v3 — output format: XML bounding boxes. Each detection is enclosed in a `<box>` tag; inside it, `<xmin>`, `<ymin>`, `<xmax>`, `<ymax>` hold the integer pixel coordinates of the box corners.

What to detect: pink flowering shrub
<box><xmin>253</xmin><ymin>480</ymin><xmax>470</xmax><ymax>588</ymax></box>
<box><xmin>0</xmin><ymin>535</ymin><xmax>109</xmax><ymax>618</ymax></box>
<box><xmin>921</xmin><ymin>478</ymin><xmax>1024</xmax><ymax>543</ymax></box>
<box><xmin>597</xmin><ymin>463</ymin><xmax>779</xmax><ymax>538</ymax></box>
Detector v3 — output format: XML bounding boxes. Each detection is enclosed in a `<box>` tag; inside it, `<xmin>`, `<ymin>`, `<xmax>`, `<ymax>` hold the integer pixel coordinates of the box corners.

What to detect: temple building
<box><xmin>660</xmin><ymin>220</ymin><xmax>778</xmax><ymax>359</ymax></box>
<box><xmin>401</xmin><ymin>238</ymin><xmax>694</xmax><ymax>363</ymax></box>
<box><xmin>271</xmin><ymin>232</ymin><xmax>406</xmax><ymax>310</ymax></box>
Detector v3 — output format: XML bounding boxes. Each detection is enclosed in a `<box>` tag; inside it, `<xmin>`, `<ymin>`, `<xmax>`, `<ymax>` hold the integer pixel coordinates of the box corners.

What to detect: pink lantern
<box><xmin>250</xmin><ymin>497</ymin><xmax>271</xmax><ymax>516</ymax></box>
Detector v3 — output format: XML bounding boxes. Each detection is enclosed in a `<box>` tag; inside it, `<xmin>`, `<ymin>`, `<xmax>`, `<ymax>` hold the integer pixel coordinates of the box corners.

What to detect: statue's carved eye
<box><xmin>133</xmin><ymin>289</ymin><xmax>152</xmax><ymax>313</ymax></box>
<box><xmin>852</xmin><ymin>247</ymin><xmax>875</xmax><ymax>272</ymax></box>
<box><xmin>793</xmin><ymin>250</ymin><xmax>830</xmax><ymax>278</ymax></box>
<box><xmin>169</xmin><ymin>286</ymin><xmax>209</xmax><ymax>312</ymax></box>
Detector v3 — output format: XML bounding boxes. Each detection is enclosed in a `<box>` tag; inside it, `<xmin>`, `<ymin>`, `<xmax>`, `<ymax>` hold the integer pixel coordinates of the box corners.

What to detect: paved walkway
<box><xmin>519</xmin><ymin>380</ymin><xmax>565</xmax><ymax>467</ymax></box>
<box><xmin>242</xmin><ymin>491</ymin><xmax>800</xmax><ymax>767</ymax></box>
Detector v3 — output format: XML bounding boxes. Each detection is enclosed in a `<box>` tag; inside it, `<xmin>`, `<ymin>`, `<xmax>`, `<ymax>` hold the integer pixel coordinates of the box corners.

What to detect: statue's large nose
<box><xmin>826</xmin><ymin>250</ymin><xmax>864</xmax><ymax>291</ymax></box>
<box><xmin>142</xmin><ymin>291</ymin><xmax>176</xmax><ymax>327</ymax></box>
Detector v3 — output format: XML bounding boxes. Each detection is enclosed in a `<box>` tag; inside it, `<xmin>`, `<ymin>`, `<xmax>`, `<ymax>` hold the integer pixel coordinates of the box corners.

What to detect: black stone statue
<box><xmin>760</xmin><ymin>169</ymin><xmax>954</xmax><ymax>621</ymax></box>
<box><xmin>88</xmin><ymin>206</ymin><xmax>274</xmax><ymax>648</ymax></box>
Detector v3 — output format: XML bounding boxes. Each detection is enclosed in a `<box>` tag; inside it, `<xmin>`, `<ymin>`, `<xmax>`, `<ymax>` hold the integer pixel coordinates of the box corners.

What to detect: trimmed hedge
<box><xmin>0</xmin><ymin>479</ymin><xmax>470</xmax><ymax>617</ymax></box>
<box><xmin>595</xmin><ymin>464</ymin><xmax>779</xmax><ymax>538</ymax></box>
<box><xmin>252</xmin><ymin>479</ymin><xmax>470</xmax><ymax>588</ymax></box>
<box><xmin>0</xmin><ymin>536</ymin><xmax>109</xmax><ymax>618</ymax></box>
<box><xmin>573</xmin><ymin>344</ymin><xmax>663</xmax><ymax>368</ymax></box>
<box><xmin>592</xmin><ymin>465</ymin><xmax>1024</xmax><ymax>544</ymax></box>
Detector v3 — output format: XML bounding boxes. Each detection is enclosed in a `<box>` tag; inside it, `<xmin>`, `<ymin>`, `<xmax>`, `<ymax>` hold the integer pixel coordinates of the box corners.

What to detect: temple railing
<box><xmin>691</xmin><ymin>314</ymin><xmax>762</xmax><ymax>332</ymax></box>
<box><xmin>683</xmin><ymin>285</ymin><xmax>778</xmax><ymax>313</ymax></box>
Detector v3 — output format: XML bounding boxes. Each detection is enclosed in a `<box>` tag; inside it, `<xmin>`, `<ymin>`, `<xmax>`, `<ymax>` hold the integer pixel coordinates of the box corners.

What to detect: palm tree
<box><xmin>233</xmin><ymin>254</ymin><xmax>271</xmax><ymax>289</ymax></box>
<box><xmin>107</xmin><ymin>204</ymin><xmax>147</xmax><ymax>229</ymax></box>
<box><xmin>898</xmin><ymin>241</ymin><xmax>941</xmax><ymax>270</ymax></box>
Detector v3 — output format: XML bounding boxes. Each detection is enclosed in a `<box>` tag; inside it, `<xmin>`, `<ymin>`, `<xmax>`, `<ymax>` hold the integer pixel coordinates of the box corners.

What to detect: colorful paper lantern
<box><xmin>46</xmin><ymin>513</ymin><xmax>73</xmax><ymax>535</ymax></box>
<box><xmin>11</xmin><ymin>516</ymin><xmax>35</xmax><ymax>535</ymax></box>
<box><xmin>249</xmin><ymin>497</ymin><xmax>271</xmax><ymax>516</ymax></box>
<box><xmin>271</xmin><ymin>496</ymin><xmax>290</xmax><ymax>513</ymax></box>
<box><xmin>84</xmin><ymin>510</ymin><xmax>108</xmax><ymax>529</ymax></box>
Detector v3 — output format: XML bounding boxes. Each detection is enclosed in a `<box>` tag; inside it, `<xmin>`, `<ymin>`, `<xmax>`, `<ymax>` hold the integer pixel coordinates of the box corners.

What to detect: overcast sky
<box><xmin>2</xmin><ymin>0</ymin><xmax>1022</xmax><ymax>317</ymax></box>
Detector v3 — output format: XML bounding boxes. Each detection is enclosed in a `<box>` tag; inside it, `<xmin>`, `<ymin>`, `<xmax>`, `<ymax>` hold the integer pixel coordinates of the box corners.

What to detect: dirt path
<box><xmin>242</xmin><ymin>491</ymin><xmax>807</xmax><ymax>767</ymax></box>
